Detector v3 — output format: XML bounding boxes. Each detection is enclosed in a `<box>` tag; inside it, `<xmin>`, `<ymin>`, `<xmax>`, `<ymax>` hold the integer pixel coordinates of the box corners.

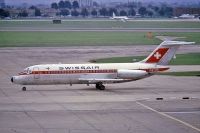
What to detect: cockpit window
<box><xmin>19</xmin><ymin>68</ymin><xmax>31</xmax><ymax>75</ymax></box>
<box><xmin>24</xmin><ymin>68</ymin><xmax>28</xmax><ymax>73</ymax></box>
<box><xmin>27</xmin><ymin>68</ymin><xmax>32</xmax><ymax>74</ymax></box>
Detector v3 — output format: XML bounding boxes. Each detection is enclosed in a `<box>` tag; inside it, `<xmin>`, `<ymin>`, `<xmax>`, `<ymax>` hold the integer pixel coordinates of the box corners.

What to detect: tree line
<box><xmin>0</xmin><ymin>9</ymin><xmax>10</xmax><ymax>18</ymax></box>
<box><xmin>52</xmin><ymin>7</ymin><xmax>172</xmax><ymax>18</ymax></box>
<box><xmin>51</xmin><ymin>0</ymin><xmax>173</xmax><ymax>17</ymax></box>
<box><xmin>0</xmin><ymin>0</ymin><xmax>173</xmax><ymax>18</ymax></box>
<box><xmin>51</xmin><ymin>0</ymin><xmax>80</xmax><ymax>9</ymax></box>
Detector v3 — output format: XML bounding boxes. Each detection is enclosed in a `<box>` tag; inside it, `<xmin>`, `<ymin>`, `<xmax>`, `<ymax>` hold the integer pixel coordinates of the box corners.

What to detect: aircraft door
<box><xmin>33</xmin><ymin>67</ymin><xmax>40</xmax><ymax>79</ymax></box>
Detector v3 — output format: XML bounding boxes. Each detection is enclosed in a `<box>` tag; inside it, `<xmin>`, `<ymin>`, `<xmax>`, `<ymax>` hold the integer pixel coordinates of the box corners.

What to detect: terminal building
<box><xmin>0</xmin><ymin>0</ymin><xmax>5</xmax><ymax>8</ymax></box>
<box><xmin>173</xmin><ymin>7</ymin><xmax>200</xmax><ymax>16</ymax></box>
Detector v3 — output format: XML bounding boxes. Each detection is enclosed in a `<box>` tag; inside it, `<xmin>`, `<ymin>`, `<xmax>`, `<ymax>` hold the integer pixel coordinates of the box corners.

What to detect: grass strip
<box><xmin>0</xmin><ymin>31</ymin><xmax>199</xmax><ymax>47</ymax></box>
<box><xmin>92</xmin><ymin>53</ymin><xmax>200</xmax><ymax>65</ymax></box>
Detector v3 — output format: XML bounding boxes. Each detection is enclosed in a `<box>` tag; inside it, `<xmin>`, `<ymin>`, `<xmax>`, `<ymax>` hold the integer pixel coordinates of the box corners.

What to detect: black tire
<box><xmin>96</xmin><ymin>82</ymin><xmax>105</xmax><ymax>90</ymax></box>
<box><xmin>99</xmin><ymin>85</ymin><xmax>105</xmax><ymax>90</ymax></box>
<box><xmin>22</xmin><ymin>87</ymin><xmax>26</xmax><ymax>91</ymax></box>
<box><xmin>96</xmin><ymin>83</ymin><xmax>100</xmax><ymax>89</ymax></box>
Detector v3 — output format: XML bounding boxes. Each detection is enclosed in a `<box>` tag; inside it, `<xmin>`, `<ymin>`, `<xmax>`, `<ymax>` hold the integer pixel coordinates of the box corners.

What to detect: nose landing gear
<box><xmin>96</xmin><ymin>82</ymin><xmax>105</xmax><ymax>90</ymax></box>
<box><xmin>22</xmin><ymin>87</ymin><xmax>26</xmax><ymax>91</ymax></box>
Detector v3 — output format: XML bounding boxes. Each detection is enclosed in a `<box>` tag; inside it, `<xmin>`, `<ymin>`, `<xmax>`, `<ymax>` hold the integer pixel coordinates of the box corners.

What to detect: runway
<box><xmin>1</xmin><ymin>28</ymin><xmax>200</xmax><ymax>32</ymax></box>
<box><xmin>0</xmin><ymin>46</ymin><xmax>200</xmax><ymax>133</ymax></box>
<box><xmin>2</xmin><ymin>18</ymin><xmax>200</xmax><ymax>22</ymax></box>
<box><xmin>1</xmin><ymin>19</ymin><xmax>200</xmax><ymax>32</ymax></box>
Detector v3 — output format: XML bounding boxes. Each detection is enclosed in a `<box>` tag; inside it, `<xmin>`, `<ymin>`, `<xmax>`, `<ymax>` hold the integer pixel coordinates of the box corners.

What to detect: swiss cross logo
<box><xmin>146</xmin><ymin>48</ymin><xmax>169</xmax><ymax>63</ymax></box>
<box><xmin>153</xmin><ymin>52</ymin><xmax>162</xmax><ymax>59</ymax></box>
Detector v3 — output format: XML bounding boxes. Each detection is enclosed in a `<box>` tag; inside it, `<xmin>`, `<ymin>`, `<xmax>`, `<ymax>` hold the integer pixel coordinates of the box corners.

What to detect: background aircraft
<box><xmin>179</xmin><ymin>14</ymin><xmax>195</xmax><ymax>19</ymax></box>
<box><xmin>110</xmin><ymin>12</ymin><xmax>129</xmax><ymax>22</ymax></box>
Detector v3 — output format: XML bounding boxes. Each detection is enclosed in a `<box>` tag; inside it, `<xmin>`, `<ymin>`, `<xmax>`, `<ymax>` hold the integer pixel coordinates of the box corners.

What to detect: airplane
<box><xmin>178</xmin><ymin>14</ymin><xmax>195</xmax><ymax>19</ymax></box>
<box><xmin>110</xmin><ymin>12</ymin><xmax>129</xmax><ymax>22</ymax></box>
<box><xmin>11</xmin><ymin>41</ymin><xmax>194</xmax><ymax>91</ymax></box>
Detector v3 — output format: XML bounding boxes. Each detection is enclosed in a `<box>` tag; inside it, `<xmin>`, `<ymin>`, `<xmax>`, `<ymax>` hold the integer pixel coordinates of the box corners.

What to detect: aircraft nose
<box><xmin>11</xmin><ymin>76</ymin><xmax>24</xmax><ymax>85</ymax></box>
<box><xmin>11</xmin><ymin>77</ymin><xmax>14</xmax><ymax>83</ymax></box>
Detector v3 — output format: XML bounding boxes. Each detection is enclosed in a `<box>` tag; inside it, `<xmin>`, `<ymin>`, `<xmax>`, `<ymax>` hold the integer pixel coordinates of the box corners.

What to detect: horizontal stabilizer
<box><xmin>161</xmin><ymin>41</ymin><xmax>195</xmax><ymax>46</ymax></box>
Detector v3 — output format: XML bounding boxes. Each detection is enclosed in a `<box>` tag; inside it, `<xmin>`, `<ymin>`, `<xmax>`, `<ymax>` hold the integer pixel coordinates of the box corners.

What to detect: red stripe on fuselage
<box><xmin>19</xmin><ymin>68</ymin><xmax>169</xmax><ymax>76</ymax></box>
<box><xmin>140</xmin><ymin>67</ymin><xmax>169</xmax><ymax>72</ymax></box>
<box><xmin>19</xmin><ymin>69</ymin><xmax>118</xmax><ymax>75</ymax></box>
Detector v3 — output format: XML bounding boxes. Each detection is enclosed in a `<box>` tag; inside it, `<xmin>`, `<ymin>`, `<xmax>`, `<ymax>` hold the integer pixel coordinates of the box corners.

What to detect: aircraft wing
<box><xmin>79</xmin><ymin>78</ymin><xmax>132</xmax><ymax>84</ymax></box>
<box><xmin>121</xmin><ymin>19</ymin><xmax>126</xmax><ymax>22</ymax></box>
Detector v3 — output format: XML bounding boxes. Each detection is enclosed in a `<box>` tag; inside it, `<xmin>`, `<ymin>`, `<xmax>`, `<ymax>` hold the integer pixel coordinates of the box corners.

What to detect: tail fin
<box><xmin>113</xmin><ymin>12</ymin><xmax>116</xmax><ymax>17</ymax></box>
<box><xmin>141</xmin><ymin>41</ymin><xmax>195</xmax><ymax>65</ymax></box>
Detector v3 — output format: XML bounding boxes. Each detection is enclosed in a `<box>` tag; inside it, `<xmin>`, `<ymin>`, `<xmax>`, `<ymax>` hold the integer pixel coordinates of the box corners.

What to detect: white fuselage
<box><xmin>112</xmin><ymin>16</ymin><xmax>129</xmax><ymax>20</ymax></box>
<box><xmin>11</xmin><ymin>62</ymin><xmax>169</xmax><ymax>85</ymax></box>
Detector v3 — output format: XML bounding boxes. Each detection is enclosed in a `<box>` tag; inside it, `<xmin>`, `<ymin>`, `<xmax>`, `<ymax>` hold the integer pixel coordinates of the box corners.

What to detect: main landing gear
<box><xmin>22</xmin><ymin>87</ymin><xmax>26</xmax><ymax>91</ymax></box>
<box><xmin>96</xmin><ymin>82</ymin><xmax>105</xmax><ymax>90</ymax></box>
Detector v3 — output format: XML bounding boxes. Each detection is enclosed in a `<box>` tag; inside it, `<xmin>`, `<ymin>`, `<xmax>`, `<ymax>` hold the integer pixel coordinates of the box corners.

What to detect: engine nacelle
<box><xmin>117</xmin><ymin>69</ymin><xmax>148</xmax><ymax>79</ymax></box>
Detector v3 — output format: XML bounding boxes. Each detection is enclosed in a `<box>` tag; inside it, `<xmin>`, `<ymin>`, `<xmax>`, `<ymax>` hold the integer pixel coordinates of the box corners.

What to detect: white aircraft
<box><xmin>11</xmin><ymin>41</ymin><xmax>194</xmax><ymax>91</ymax></box>
<box><xmin>110</xmin><ymin>12</ymin><xmax>129</xmax><ymax>22</ymax></box>
<box><xmin>179</xmin><ymin>14</ymin><xmax>195</xmax><ymax>19</ymax></box>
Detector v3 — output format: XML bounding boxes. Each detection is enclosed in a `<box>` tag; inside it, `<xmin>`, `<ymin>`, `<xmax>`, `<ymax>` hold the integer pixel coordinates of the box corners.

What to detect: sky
<box><xmin>5</xmin><ymin>0</ymin><xmax>200</xmax><ymax>6</ymax></box>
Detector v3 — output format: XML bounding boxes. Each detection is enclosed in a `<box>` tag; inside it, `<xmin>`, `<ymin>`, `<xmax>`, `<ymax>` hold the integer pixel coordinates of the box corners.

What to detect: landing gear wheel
<box><xmin>99</xmin><ymin>85</ymin><xmax>105</xmax><ymax>90</ymax></box>
<box><xmin>96</xmin><ymin>83</ymin><xmax>100</xmax><ymax>89</ymax></box>
<box><xmin>22</xmin><ymin>87</ymin><xmax>26</xmax><ymax>91</ymax></box>
<box><xmin>96</xmin><ymin>83</ymin><xmax>105</xmax><ymax>90</ymax></box>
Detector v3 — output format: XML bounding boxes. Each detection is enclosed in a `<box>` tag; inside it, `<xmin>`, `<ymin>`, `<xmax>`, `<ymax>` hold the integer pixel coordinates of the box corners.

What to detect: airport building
<box><xmin>173</xmin><ymin>7</ymin><xmax>200</xmax><ymax>16</ymax></box>
<box><xmin>0</xmin><ymin>0</ymin><xmax>5</xmax><ymax>8</ymax></box>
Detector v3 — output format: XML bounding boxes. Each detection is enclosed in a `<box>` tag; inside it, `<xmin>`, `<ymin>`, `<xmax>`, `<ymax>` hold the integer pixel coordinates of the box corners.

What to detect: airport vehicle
<box><xmin>11</xmin><ymin>41</ymin><xmax>194</xmax><ymax>91</ymax></box>
<box><xmin>110</xmin><ymin>12</ymin><xmax>129</xmax><ymax>22</ymax></box>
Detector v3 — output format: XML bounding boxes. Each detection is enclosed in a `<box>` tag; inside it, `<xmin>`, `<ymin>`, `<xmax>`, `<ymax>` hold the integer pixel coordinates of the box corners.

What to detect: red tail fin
<box><xmin>146</xmin><ymin>48</ymin><xmax>169</xmax><ymax>63</ymax></box>
<box><xmin>141</xmin><ymin>41</ymin><xmax>195</xmax><ymax>65</ymax></box>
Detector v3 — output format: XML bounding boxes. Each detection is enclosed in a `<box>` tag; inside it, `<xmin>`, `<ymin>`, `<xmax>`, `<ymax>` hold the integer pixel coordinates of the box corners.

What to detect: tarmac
<box><xmin>0</xmin><ymin>46</ymin><xmax>200</xmax><ymax>133</ymax></box>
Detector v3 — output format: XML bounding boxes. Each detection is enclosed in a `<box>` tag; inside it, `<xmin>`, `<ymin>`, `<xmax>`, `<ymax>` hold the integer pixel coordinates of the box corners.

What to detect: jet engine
<box><xmin>117</xmin><ymin>69</ymin><xmax>148</xmax><ymax>79</ymax></box>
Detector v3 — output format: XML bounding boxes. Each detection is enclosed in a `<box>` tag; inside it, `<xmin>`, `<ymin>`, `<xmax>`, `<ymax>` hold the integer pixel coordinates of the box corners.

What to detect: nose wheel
<box><xmin>96</xmin><ymin>82</ymin><xmax>105</xmax><ymax>90</ymax></box>
<box><xmin>22</xmin><ymin>87</ymin><xmax>26</xmax><ymax>91</ymax></box>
